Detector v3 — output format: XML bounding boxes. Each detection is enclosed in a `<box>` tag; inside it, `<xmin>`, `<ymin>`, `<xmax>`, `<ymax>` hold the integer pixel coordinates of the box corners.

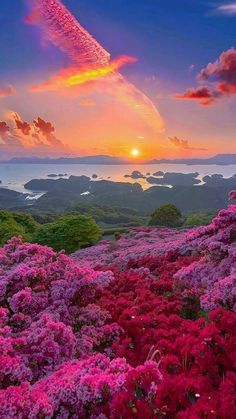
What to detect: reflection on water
<box><xmin>0</xmin><ymin>163</ymin><xmax>236</xmax><ymax>193</ymax></box>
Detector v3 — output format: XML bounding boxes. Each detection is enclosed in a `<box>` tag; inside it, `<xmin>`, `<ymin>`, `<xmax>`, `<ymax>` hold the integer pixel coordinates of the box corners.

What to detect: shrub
<box><xmin>67</xmin><ymin>203</ymin><xmax>146</xmax><ymax>226</ymax></box>
<box><xmin>33</xmin><ymin>215</ymin><xmax>101</xmax><ymax>253</ymax></box>
<box><xmin>11</xmin><ymin>212</ymin><xmax>38</xmax><ymax>235</ymax></box>
<box><xmin>0</xmin><ymin>210</ymin><xmax>27</xmax><ymax>245</ymax></box>
<box><xmin>184</xmin><ymin>213</ymin><xmax>214</xmax><ymax>227</ymax></box>
<box><xmin>0</xmin><ymin>211</ymin><xmax>38</xmax><ymax>245</ymax></box>
<box><xmin>1</xmin><ymin>193</ymin><xmax>236</xmax><ymax>417</ymax></box>
<box><xmin>149</xmin><ymin>204</ymin><xmax>182</xmax><ymax>227</ymax></box>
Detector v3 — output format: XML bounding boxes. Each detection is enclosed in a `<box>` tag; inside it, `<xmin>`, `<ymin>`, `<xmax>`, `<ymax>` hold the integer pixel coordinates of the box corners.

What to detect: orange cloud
<box><xmin>0</xmin><ymin>121</ymin><xmax>10</xmax><ymax>138</ymax></box>
<box><xmin>12</xmin><ymin>112</ymin><xmax>32</xmax><ymax>136</ymax></box>
<box><xmin>27</xmin><ymin>0</ymin><xmax>164</xmax><ymax>134</ymax></box>
<box><xmin>34</xmin><ymin>116</ymin><xmax>55</xmax><ymax>138</ymax></box>
<box><xmin>30</xmin><ymin>56</ymin><xmax>137</xmax><ymax>93</ymax></box>
<box><xmin>33</xmin><ymin>116</ymin><xmax>70</xmax><ymax>151</ymax></box>
<box><xmin>109</xmin><ymin>73</ymin><xmax>164</xmax><ymax>134</ymax></box>
<box><xmin>0</xmin><ymin>111</ymin><xmax>71</xmax><ymax>157</ymax></box>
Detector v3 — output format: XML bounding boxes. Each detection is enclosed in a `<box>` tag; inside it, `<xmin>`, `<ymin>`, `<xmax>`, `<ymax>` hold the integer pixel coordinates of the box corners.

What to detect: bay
<box><xmin>1</xmin><ymin>163</ymin><xmax>236</xmax><ymax>193</ymax></box>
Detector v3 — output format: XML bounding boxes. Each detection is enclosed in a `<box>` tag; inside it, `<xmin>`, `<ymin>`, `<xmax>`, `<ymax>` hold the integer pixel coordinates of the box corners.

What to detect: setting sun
<box><xmin>131</xmin><ymin>148</ymin><xmax>141</xmax><ymax>158</ymax></box>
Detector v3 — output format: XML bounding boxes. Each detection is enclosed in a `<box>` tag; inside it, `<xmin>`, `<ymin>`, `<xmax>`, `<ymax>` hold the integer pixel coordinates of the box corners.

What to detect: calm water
<box><xmin>1</xmin><ymin>163</ymin><xmax>236</xmax><ymax>193</ymax></box>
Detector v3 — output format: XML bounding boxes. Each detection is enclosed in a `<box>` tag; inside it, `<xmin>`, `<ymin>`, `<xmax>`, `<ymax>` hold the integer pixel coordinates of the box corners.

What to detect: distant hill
<box><xmin>1</xmin><ymin>153</ymin><xmax>236</xmax><ymax>165</ymax></box>
<box><xmin>0</xmin><ymin>155</ymin><xmax>127</xmax><ymax>165</ymax></box>
<box><xmin>149</xmin><ymin>154</ymin><xmax>236</xmax><ymax>165</ymax></box>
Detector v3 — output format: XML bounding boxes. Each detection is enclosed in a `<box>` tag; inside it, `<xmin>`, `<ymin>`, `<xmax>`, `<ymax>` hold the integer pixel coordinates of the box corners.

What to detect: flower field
<box><xmin>1</xmin><ymin>196</ymin><xmax>236</xmax><ymax>417</ymax></box>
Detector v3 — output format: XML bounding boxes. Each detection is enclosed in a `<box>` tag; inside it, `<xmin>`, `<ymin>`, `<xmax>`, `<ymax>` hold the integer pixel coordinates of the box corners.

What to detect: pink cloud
<box><xmin>0</xmin><ymin>121</ymin><xmax>10</xmax><ymax>137</ymax></box>
<box><xmin>198</xmin><ymin>48</ymin><xmax>236</xmax><ymax>85</ymax></box>
<box><xmin>12</xmin><ymin>113</ymin><xmax>32</xmax><ymax>136</ymax></box>
<box><xmin>34</xmin><ymin>117</ymin><xmax>55</xmax><ymax>138</ymax></box>
<box><xmin>27</xmin><ymin>0</ymin><xmax>164</xmax><ymax>134</ymax></box>
<box><xmin>175</xmin><ymin>49</ymin><xmax>236</xmax><ymax>106</ymax></box>
<box><xmin>175</xmin><ymin>87</ymin><xmax>222</xmax><ymax>106</ymax></box>
<box><xmin>0</xmin><ymin>112</ymin><xmax>71</xmax><ymax>158</ymax></box>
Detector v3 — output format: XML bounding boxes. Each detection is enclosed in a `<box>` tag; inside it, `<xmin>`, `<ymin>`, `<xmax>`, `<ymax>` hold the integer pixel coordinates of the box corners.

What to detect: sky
<box><xmin>0</xmin><ymin>0</ymin><xmax>236</xmax><ymax>160</ymax></box>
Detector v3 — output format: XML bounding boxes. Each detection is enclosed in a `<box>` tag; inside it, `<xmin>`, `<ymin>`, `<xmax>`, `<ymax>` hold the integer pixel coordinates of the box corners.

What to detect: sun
<box><xmin>131</xmin><ymin>148</ymin><xmax>141</xmax><ymax>158</ymax></box>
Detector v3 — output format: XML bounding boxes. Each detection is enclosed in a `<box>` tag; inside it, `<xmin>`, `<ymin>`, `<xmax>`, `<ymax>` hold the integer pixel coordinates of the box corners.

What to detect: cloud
<box><xmin>189</xmin><ymin>64</ymin><xmax>196</xmax><ymax>72</ymax></box>
<box><xmin>0</xmin><ymin>112</ymin><xmax>71</xmax><ymax>158</ymax></box>
<box><xmin>215</xmin><ymin>3</ymin><xmax>236</xmax><ymax>15</ymax></box>
<box><xmin>175</xmin><ymin>87</ymin><xmax>221</xmax><ymax>106</ymax></box>
<box><xmin>0</xmin><ymin>85</ymin><xmax>14</xmax><ymax>98</ymax></box>
<box><xmin>169</xmin><ymin>136</ymin><xmax>207</xmax><ymax>151</ymax></box>
<box><xmin>27</xmin><ymin>0</ymin><xmax>111</xmax><ymax>67</ymax></box>
<box><xmin>34</xmin><ymin>117</ymin><xmax>55</xmax><ymax>138</ymax></box>
<box><xmin>33</xmin><ymin>116</ymin><xmax>71</xmax><ymax>151</ymax></box>
<box><xmin>27</xmin><ymin>0</ymin><xmax>164</xmax><ymax>133</ymax></box>
<box><xmin>198</xmin><ymin>48</ymin><xmax>236</xmax><ymax>84</ymax></box>
<box><xmin>30</xmin><ymin>56</ymin><xmax>137</xmax><ymax>93</ymax></box>
<box><xmin>12</xmin><ymin>112</ymin><xmax>31</xmax><ymax>136</ymax></box>
<box><xmin>0</xmin><ymin>121</ymin><xmax>10</xmax><ymax>138</ymax></box>
<box><xmin>0</xmin><ymin>120</ymin><xmax>25</xmax><ymax>152</ymax></box>
<box><xmin>175</xmin><ymin>48</ymin><xmax>236</xmax><ymax>106</ymax></box>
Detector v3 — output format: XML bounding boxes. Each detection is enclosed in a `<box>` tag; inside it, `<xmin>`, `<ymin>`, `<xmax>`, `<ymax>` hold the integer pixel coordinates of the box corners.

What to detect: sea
<box><xmin>1</xmin><ymin>163</ymin><xmax>236</xmax><ymax>194</ymax></box>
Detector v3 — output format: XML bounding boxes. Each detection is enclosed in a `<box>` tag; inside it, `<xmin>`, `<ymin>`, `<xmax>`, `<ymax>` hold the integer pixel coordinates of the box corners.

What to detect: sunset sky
<box><xmin>0</xmin><ymin>0</ymin><xmax>236</xmax><ymax>159</ymax></box>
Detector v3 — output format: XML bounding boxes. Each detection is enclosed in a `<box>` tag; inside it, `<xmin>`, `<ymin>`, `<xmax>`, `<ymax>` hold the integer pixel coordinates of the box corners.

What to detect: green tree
<box><xmin>184</xmin><ymin>213</ymin><xmax>214</xmax><ymax>227</ymax></box>
<box><xmin>33</xmin><ymin>215</ymin><xmax>101</xmax><ymax>253</ymax></box>
<box><xmin>12</xmin><ymin>212</ymin><xmax>38</xmax><ymax>236</ymax></box>
<box><xmin>0</xmin><ymin>210</ymin><xmax>25</xmax><ymax>245</ymax></box>
<box><xmin>149</xmin><ymin>204</ymin><xmax>182</xmax><ymax>227</ymax></box>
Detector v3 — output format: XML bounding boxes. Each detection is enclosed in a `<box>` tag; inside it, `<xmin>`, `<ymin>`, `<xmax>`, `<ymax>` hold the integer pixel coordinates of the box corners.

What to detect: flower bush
<box><xmin>1</xmin><ymin>193</ymin><xmax>236</xmax><ymax>417</ymax></box>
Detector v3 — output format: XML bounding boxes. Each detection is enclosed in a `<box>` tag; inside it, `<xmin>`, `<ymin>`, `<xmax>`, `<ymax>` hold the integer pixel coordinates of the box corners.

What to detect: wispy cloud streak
<box><xmin>27</xmin><ymin>0</ymin><xmax>164</xmax><ymax>133</ymax></box>
<box><xmin>215</xmin><ymin>3</ymin><xmax>236</xmax><ymax>15</ymax></box>
<box><xmin>26</xmin><ymin>0</ymin><xmax>110</xmax><ymax>67</ymax></box>
<box><xmin>30</xmin><ymin>56</ymin><xmax>137</xmax><ymax>92</ymax></box>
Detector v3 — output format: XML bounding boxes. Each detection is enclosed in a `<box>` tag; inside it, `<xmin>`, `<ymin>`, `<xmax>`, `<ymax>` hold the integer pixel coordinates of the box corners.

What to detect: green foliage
<box><xmin>67</xmin><ymin>203</ymin><xmax>146</xmax><ymax>226</ymax></box>
<box><xmin>184</xmin><ymin>213</ymin><xmax>215</xmax><ymax>227</ymax></box>
<box><xmin>33</xmin><ymin>215</ymin><xmax>101</xmax><ymax>253</ymax></box>
<box><xmin>0</xmin><ymin>210</ymin><xmax>26</xmax><ymax>245</ymax></box>
<box><xmin>25</xmin><ymin>209</ymin><xmax>60</xmax><ymax>224</ymax></box>
<box><xmin>11</xmin><ymin>212</ymin><xmax>38</xmax><ymax>235</ymax></box>
<box><xmin>149</xmin><ymin>204</ymin><xmax>182</xmax><ymax>227</ymax></box>
<box><xmin>103</xmin><ymin>227</ymin><xmax>128</xmax><ymax>236</ymax></box>
<box><xmin>0</xmin><ymin>210</ymin><xmax>38</xmax><ymax>245</ymax></box>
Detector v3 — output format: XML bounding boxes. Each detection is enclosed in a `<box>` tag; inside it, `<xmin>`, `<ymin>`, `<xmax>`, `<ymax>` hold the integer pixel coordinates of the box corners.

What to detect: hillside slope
<box><xmin>1</xmin><ymin>193</ymin><xmax>236</xmax><ymax>417</ymax></box>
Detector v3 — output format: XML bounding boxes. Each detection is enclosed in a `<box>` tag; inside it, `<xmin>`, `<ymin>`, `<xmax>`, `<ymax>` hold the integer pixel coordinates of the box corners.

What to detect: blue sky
<box><xmin>1</xmin><ymin>0</ymin><xmax>235</xmax><ymax>82</ymax></box>
<box><xmin>0</xmin><ymin>1</ymin><xmax>236</xmax><ymax>157</ymax></box>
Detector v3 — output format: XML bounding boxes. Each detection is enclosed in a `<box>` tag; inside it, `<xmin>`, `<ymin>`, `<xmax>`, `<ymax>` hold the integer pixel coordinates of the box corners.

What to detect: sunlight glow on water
<box><xmin>1</xmin><ymin>163</ymin><xmax>236</xmax><ymax>193</ymax></box>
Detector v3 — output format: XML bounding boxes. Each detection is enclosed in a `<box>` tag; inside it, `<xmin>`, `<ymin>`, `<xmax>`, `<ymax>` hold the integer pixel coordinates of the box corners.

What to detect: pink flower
<box><xmin>229</xmin><ymin>190</ymin><xmax>236</xmax><ymax>200</ymax></box>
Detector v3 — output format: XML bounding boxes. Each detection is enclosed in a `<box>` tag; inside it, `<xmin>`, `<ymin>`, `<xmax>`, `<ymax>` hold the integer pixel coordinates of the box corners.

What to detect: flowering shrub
<box><xmin>0</xmin><ymin>355</ymin><xmax>162</xmax><ymax>418</ymax></box>
<box><xmin>0</xmin><ymin>238</ymin><xmax>121</xmax><ymax>385</ymax></box>
<box><xmin>175</xmin><ymin>198</ymin><xmax>236</xmax><ymax>312</ymax></box>
<box><xmin>1</xmin><ymin>194</ymin><xmax>236</xmax><ymax>417</ymax></box>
